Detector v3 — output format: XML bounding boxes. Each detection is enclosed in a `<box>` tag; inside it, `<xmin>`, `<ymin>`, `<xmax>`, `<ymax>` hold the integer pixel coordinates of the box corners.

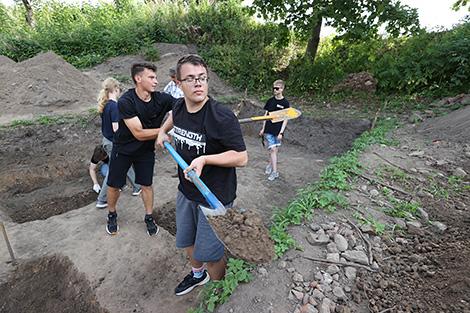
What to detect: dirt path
<box><xmin>0</xmin><ymin>45</ymin><xmax>469</xmax><ymax>313</ymax></box>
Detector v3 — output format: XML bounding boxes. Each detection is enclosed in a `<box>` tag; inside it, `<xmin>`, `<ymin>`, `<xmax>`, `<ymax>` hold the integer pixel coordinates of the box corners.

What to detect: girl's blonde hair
<box><xmin>97</xmin><ymin>78</ymin><xmax>120</xmax><ymax>113</ymax></box>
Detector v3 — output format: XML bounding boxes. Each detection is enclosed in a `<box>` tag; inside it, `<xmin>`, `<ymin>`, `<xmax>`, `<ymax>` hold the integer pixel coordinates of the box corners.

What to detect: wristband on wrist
<box><xmin>280</xmin><ymin>132</ymin><xmax>283</xmax><ymax>135</ymax></box>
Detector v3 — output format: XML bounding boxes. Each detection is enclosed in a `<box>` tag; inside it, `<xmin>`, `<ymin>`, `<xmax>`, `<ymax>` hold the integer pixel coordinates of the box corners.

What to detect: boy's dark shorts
<box><xmin>107</xmin><ymin>149</ymin><xmax>155</xmax><ymax>187</ymax></box>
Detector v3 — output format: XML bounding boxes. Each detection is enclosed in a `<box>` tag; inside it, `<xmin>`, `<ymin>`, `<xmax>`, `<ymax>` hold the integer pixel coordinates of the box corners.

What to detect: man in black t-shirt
<box><xmin>259</xmin><ymin>79</ymin><xmax>290</xmax><ymax>181</ymax></box>
<box><xmin>105</xmin><ymin>62</ymin><xmax>175</xmax><ymax>237</ymax></box>
<box><xmin>157</xmin><ymin>55</ymin><xmax>247</xmax><ymax>296</ymax></box>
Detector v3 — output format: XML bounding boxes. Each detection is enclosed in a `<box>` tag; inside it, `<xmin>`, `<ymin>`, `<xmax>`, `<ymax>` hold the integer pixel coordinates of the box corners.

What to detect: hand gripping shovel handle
<box><xmin>163</xmin><ymin>141</ymin><xmax>226</xmax><ymax>216</ymax></box>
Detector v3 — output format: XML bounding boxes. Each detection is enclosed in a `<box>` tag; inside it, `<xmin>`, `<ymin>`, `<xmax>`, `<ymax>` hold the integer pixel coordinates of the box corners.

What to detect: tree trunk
<box><xmin>22</xmin><ymin>0</ymin><xmax>33</xmax><ymax>26</ymax></box>
<box><xmin>306</xmin><ymin>15</ymin><xmax>322</xmax><ymax>62</ymax></box>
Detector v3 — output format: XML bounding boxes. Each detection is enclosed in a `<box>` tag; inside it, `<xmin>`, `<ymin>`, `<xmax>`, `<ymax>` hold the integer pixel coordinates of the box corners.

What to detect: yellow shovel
<box><xmin>238</xmin><ymin>108</ymin><xmax>302</xmax><ymax>124</ymax></box>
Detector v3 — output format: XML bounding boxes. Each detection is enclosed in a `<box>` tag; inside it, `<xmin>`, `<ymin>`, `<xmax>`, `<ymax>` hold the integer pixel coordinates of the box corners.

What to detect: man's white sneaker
<box><xmin>265</xmin><ymin>165</ymin><xmax>272</xmax><ymax>175</ymax></box>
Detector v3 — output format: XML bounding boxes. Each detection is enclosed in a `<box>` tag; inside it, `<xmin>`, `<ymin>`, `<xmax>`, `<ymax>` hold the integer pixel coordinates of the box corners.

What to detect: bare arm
<box><xmin>259</xmin><ymin>110</ymin><xmax>268</xmax><ymax>136</ymax></box>
<box><xmin>124</xmin><ymin>116</ymin><xmax>160</xmax><ymax>141</ymax></box>
<box><xmin>89</xmin><ymin>162</ymin><xmax>99</xmax><ymax>184</ymax></box>
<box><xmin>185</xmin><ymin>150</ymin><xmax>248</xmax><ymax>178</ymax></box>
<box><xmin>156</xmin><ymin>114</ymin><xmax>174</xmax><ymax>148</ymax></box>
<box><xmin>277</xmin><ymin>119</ymin><xmax>288</xmax><ymax>140</ymax></box>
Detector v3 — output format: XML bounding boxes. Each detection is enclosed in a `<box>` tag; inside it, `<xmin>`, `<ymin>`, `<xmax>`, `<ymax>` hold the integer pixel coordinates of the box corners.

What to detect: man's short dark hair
<box><xmin>93</xmin><ymin>144</ymin><xmax>107</xmax><ymax>161</ymax></box>
<box><xmin>176</xmin><ymin>54</ymin><xmax>208</xmax><ymax>80</ymax></box>
<box><xmin>131</xmin><ymin>62</ymin><xmax>157</xmax><ymax>84</ymax></box>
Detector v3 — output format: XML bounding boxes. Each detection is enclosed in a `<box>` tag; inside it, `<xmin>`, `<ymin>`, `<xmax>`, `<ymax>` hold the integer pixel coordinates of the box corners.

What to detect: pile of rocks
<box><xmin>282</xmin><ymin>221</ymin><xmax>384</xmax><ymax>313</ymax></box>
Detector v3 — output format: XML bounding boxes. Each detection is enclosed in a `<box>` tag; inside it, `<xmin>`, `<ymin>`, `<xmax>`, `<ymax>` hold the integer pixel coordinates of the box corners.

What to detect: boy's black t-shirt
<box><xmin>172</xmin><ymin>96</ymin><xmax>246</xmax><ymax>205</ymax></box>
<box><xmin>263</xmin><ymin>97</ymin><xmax>290</xmax><ymax>135</ymax></box>
<box><xmin>114</xmin><ymin>88</ymin><xmax>174</xmax><ymax>155</ymax></box>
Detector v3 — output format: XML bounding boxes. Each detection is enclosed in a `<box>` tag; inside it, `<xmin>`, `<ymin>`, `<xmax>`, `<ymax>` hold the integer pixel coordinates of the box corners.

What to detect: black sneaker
<box><xmin>106</xmin><ymin>213</ymin><xmax>118</xmax><ymax>235</ymax></box>
<box><xmin>175</xmin><ymin>271</ymin><xmax>210</xmax><ymax>296</ymax></box>
<box><xmin>145</xmin><ymin>217</ymin><xmax>159</xmax><ymax>237</ymax></box>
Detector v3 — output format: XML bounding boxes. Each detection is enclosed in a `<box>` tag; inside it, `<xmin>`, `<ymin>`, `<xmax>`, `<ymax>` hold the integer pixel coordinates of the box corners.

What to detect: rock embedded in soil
<box><xmin>207</xmin><ymin>208</ymin><xmax>275</xmax><ymax>264</ymax></box>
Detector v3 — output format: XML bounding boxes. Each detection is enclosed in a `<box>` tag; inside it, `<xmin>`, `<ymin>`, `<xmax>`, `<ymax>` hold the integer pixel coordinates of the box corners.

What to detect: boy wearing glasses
<box><xmin>259</xmin><ymin>80</ymin><xmax>290</xmax><ymax>181</ymax></box>
<box><xmin>157</xmin><ymin>54</ymin><xmax>247</xmax><ymax>296</ymax></box>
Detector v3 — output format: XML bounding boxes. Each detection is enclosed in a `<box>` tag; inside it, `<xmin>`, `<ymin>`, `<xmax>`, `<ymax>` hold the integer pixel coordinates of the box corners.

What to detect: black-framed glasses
<box><xmin>273</xmin><ymin>87</ymin><xmax>280</xmax><ymax>91</ymax></box>
<box><xmin>179</xmin><ymin>76</ymin><xmax>209</xmax><ymax>86</ymax></box>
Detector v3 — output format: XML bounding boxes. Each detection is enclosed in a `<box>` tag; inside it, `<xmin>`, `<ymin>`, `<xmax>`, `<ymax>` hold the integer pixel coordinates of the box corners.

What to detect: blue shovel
<box><xmin>163</xmin><ymin>141</ymin><xmax>227</xmax><ymax>217</ymax></box>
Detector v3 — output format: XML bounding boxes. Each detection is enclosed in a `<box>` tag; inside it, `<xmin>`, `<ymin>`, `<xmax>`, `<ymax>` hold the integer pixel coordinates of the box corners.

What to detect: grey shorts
<box><xmin>175</xmin><ymin>191</ymin><xmax>231</xmax><ymax>263</ymax></box>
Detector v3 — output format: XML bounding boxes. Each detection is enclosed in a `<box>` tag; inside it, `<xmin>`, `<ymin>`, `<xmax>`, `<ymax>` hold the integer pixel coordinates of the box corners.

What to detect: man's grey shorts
<box><xmin>175</xmin><ymin>191</ymin><xmax>232</xmax><ymax>263</ymax></box>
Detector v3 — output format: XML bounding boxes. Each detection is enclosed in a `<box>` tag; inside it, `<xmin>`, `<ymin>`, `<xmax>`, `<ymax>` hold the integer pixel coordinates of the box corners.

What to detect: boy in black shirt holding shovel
<box><xmin>157</xmin><ymin>54</ymin><xmax>247</xmax><ymax>295</ymax></box>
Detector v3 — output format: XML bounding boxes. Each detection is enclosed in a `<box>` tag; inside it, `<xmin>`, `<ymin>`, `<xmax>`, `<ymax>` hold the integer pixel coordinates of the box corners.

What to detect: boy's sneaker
<box><xmin>175</xmin><ymin>271</ymin><xmax>210</xmax><ymax>296</ymax></box>
<box><xmin>265</xmin><ymin>165</ymin><xmax>272</xmax><ymax>175</ymax></box>
<box><xmin>132</xmin><ymin>188</ymin><xmax>142</xmax><ymax>196</ymax></box>
<box><xmin>268</xmin><ymin>172</ymin><xmax>279</xmax><ymax>181</ymax></box>
<box><xmin>106</xmin><ymin>213</ymin><xmax>118</xmax><ymax>235</ymax></box>
<box><xmin>96</xmin><ymin>201</ymin><xmax>108</xmax><ymax>208</ymax></box>
<box><xmin>145</xmin><ymin>217</ymin><xmax>159</xmax><ymax>237</ymax></box>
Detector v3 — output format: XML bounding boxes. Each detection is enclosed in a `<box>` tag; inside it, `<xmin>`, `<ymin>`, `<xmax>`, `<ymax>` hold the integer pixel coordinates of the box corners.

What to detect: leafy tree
<box><xmin>21</xmin><ymin>0</ymin><xmax>34</xmax><ymax>26</ymax></box>
<box><xmin>453</xmin><ymin>0</ymin><xmax>469</xmax><ymax>11</ymax></box>
<box><xmin>249</xmin><ymin>0</ymin><xmax>420</xmax><ymax>61</ymax></box>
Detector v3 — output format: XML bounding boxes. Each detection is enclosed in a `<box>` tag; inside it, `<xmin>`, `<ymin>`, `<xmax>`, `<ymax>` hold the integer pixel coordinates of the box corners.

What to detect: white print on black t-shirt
<box><xmin>172</xmin><ymin>126</ymin><xmax>206</xmax><ymax>154</ymax></box>
<box><xmin>276</xmin><ymin>103</ymin><xmax>286</xmax><ymax>109</ymax></box>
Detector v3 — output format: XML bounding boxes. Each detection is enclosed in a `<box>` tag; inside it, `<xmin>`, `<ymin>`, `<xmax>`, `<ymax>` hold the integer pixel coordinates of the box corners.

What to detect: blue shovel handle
<box><xmin>163</xmin><ymin>141</ymin><xmax>225</xmax><ymax>212</ymax></box>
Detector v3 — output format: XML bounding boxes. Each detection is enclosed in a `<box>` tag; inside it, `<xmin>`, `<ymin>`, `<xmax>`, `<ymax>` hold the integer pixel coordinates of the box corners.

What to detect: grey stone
<box><xmin>334</xmin><ymin>234</ymin><xmax>348</xmax><ymax>252</ymax></box>
<box><xmin>306</xmin><ymin>233</ymin><xmax>330</xmax><ymax>246</ymax></box>
<box><xmin>431</xmin><ymin>221</ymin><xmax>447</xmax><ymax>234</ymax></box>
<box><xmin>310</xmin><ymin>223</ymin><xmax>322</xmax><ymax>231</ymax></box>
<box><xmin>326</xmin><ymin>264</ymin><xmax>340</xmax><ymax>275</ymax></box>
<box><xmin>409</xmin><ymin>150</ymin><xmax>425</xmax><ymax>157</ymax></box>
<box><xmin>345</xmin><ymin>266</ymin><xmax>357</xmax><ymax>280</ymax></box>
<box><xmin>312</xmin><ymin>288</ymin><xmax>325</xmax><ymax>301</ymax></box>
<box><xmin>416</xmin><ymin>207</ymin><xmax>429</xmax><ymax>220</ymax></box>
<box><xmin>342</xmin><ymin>250</ymin><xmax>369</xmax><ymax>265</ymax></box>
<box><xmin>322</xmin><ymin>272</ymin><xmax>333</xmax><ymax>284</ymax></box>
<box><xmin>293</xmin><ymin>273</ymin><xmax>304</xmax><ymax>283</ymax></box>
<box><xmin>318</xmin><ymin>298</ymin><xmax>332</xmax><ymax>313</ymax></box>
<box><xmin>306</xmin><ymin>304</ymin><xmax>319</xmax><ymax>313</ymax></box>
<box><xmin>406</xmin><ymin>221</ymin><xmax>422</xmax><ymax>228</ymax></box>
<box><xmin>333</xmin><ymin>286</ymin><xmax>346</xmax><ymax>299</ymax></box>
<box><xmin>278</xmin><ymin>260</ymin><xmax>287</xmax><ymax>269</ymax></box>
<box><xmin>326</xmin><ymin>253</ymin><xmax>340</xmax><ymax>262</ymax></box>
<box><xmin>327</xmin><ymin>242</ymin><xmax>339</xmax><ymax>253</ymax></box>
<box><xmin>453</xmin><ymin>167</ymin><xmax>467</xmax><ymax>177</ymax></box>
<box><xmin>291</xmin><ymin>289</ymin><xmax>304</xmax><ymax>300</ymax></box>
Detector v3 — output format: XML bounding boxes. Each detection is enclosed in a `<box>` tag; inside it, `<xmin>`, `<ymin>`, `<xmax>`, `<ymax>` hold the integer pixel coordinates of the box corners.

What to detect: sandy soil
<box><xmin>0</xmin><ymin>44</ymin><xmax>469</xmax><ymax>313</ymax></box>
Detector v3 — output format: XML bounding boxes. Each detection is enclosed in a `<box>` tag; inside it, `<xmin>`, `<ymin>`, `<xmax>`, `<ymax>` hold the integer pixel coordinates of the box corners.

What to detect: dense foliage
<box><xmin>0</xmin><ymin>0</ymin><xmax>469</xmax><ymax>97</ymax></box>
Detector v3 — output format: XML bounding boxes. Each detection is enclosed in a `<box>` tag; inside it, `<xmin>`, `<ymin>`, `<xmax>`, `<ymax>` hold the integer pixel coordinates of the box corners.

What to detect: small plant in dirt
<box><xmin>88</xmin><ymin>107</ymin><xmax>98</xmax><ymax>115</ymax></box>
<box><xmin>380</xmin><ymin>197</ymin><xmax>420</xmax><ymax>220</ymax></box>
<box><xmin>9</xmin><ymin>119</ymin><xmax>36</xmax><ymax>128</ymax></box>
<box><xmin>447</xmin><ymin>175</ymin><xmax>470</xmax><ymax>196</ymax></box>
<box><xmin>189</xmin><ymin>258</ymin><xmax>253</xmax><ymax>313</ymax></box>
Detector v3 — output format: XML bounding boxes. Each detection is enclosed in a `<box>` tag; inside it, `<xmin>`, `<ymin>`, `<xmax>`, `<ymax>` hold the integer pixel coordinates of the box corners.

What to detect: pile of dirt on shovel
<box><xmin>207</xmin><ymin>208</ymin><xmax>276</xmax><ymax>264</ymax></box>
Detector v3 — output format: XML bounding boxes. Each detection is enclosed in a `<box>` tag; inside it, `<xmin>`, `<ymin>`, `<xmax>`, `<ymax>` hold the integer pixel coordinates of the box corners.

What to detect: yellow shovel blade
<box><xmin>238</xmin><ymin>108</ymin><xmax>302</xmax><ymax>124</ymax></box>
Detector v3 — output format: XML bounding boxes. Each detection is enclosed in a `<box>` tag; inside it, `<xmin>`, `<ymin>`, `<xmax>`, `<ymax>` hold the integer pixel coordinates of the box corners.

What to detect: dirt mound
<box><xmin>333</xmin><ymin>71</ymin><xmax>378</xmax><ymax>94</ymax></box>
<box><xmin>207</xmin><ymin>208</ymin><xmax>275</xmax><ymax>264</ymax></box>
<box><xmin>418</xmin><ymin>104</ymin><xmax>470</xmax><ymax>147</ymax></box>
<box><xmin>0</xmin><ymin>254</ymin><xmax>107</xmax><ymax>313</ymax></box>
<box><xmin>0</xmin><ymin>51</ymin><xmax>99</xmax><ymax>124</ymax></box>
